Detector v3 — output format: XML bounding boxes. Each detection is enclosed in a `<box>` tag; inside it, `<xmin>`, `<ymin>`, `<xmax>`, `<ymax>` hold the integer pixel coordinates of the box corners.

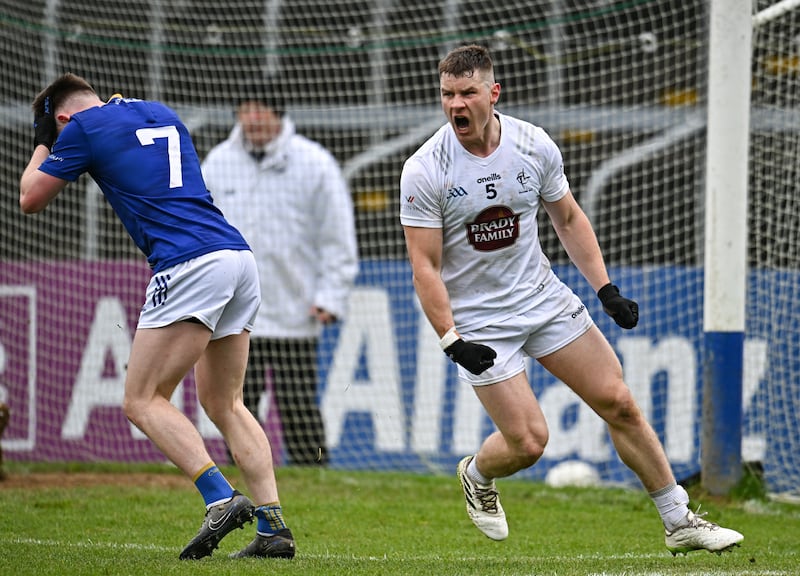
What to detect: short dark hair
<box><xmin>234</xmin><ymin>77</ymin><xmax>286</xmax><ymax>116</ymax></box>
<box><xmin>32</xmin><ymin>73</ymin><xmax>96</xmax><ymax>116</ymax></box>
<box><xmin>438</xmin><ymin>44</ymin><xmax>494</xmax><ymax>82</ymax></box>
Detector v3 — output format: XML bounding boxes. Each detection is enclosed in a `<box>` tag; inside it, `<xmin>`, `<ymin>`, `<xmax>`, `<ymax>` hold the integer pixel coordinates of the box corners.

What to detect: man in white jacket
<box><xmin>203</xmin><ymin>86</ymin><xmax>358</xmax><ymax>466</ymax></box>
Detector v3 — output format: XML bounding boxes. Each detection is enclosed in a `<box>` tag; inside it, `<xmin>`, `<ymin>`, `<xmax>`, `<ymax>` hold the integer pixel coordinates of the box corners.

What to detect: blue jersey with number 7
<box><xmin>38</xmin><ymin>97</ymin><xmax>250</xmax><ymax>272</ymax></box>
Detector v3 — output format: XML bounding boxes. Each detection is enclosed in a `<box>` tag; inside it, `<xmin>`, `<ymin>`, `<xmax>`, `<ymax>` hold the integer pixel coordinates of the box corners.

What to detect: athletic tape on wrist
<box><xmin>439</xmin><ymin>326</ymin><xmax>461</xmax><ymax>350</ymax></box>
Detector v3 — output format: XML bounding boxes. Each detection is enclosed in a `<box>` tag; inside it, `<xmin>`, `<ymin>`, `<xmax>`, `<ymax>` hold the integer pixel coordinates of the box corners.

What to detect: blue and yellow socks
<box><xmin>192</xmin><ymin>463</ymin><xmax>234</xmax><ymax>508</ymax></box>
<box><xmin>255</xmin><ymin>502</ymin><xmax>287</xmax><ymax>536</ymax></box>
<box><xmin>192</xmin><ymin>462</ymin><xmax>288</xmax><ymax>536</ymax></box>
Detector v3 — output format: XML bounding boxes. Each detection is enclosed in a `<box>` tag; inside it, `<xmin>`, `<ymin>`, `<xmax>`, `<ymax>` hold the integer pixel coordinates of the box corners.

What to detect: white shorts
<box><xmin>458</xmin><ymin>278</ymin><xmax>594</xmax><ymax>386</ymax></box>
<box><xmin>138</xmin><ymin>249</ymin><xmax>261</xmax><ymax>340</ymax></box>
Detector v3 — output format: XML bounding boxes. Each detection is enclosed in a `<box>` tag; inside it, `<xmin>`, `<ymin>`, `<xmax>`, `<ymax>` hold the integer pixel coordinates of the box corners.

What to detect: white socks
<box><xmin>650</xmin><ymin>483</ymin><xmax>690</xmax><ymax>531</ymax></box>
<box><xmin>467</xmin><ymin>456</ymin><xmax>492</xmax><ymax>485</ymax></box>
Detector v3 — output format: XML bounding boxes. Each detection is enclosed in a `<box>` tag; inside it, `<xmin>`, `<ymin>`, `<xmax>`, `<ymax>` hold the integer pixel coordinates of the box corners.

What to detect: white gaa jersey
<box><xmin>400</xmin><ymin>112</ymin><xmax>570</xmax><ymax>332</ymax></box>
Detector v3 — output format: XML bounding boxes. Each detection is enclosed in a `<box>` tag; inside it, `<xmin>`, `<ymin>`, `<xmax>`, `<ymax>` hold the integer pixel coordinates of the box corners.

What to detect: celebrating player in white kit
<box><xmin>400</xmin><ymin>44</ymin><xmax>743</xmax><ymax>555</ymax></box>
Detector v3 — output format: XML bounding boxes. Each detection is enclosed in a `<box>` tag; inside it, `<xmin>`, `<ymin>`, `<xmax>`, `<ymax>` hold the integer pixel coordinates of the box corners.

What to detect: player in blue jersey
<box><xmin>19</xmin><ymin>73</ymin><xmax>295</xmax><ymax>561</ymax></box>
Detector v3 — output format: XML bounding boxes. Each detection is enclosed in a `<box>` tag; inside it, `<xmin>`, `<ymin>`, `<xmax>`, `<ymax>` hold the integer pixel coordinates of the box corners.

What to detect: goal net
<box><xmin>747</xmin><ymin>0</ymin><xmax>800</xmax><ymax>499</ymax></box>
<box><xmin>0</xmin><ymin>0</ymin><xmax>798</xmax><ymax>496</ymax></box>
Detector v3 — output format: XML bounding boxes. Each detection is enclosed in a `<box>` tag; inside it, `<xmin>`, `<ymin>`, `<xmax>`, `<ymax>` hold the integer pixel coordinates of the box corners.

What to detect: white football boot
<box><xmin>665</xmin><ymin>507</ymin><xmax>743</xmax><ymax>555</ymax></box>
<box><xmin>457</xmin><ymin>456</ymin><xmax>508</xmax><ymax>541</ymax></box>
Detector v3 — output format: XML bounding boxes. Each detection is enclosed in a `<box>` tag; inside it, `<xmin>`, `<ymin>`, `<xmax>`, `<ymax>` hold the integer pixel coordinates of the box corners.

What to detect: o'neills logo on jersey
<box><xmin>466</xmin><ymin>206</ymin><xmax>519</xmax><ymax>251</ymax></box>
<box><xmin>476</xmin><ymin>173</ymin><xmax>501</xmax><ymax>184</ymax></box>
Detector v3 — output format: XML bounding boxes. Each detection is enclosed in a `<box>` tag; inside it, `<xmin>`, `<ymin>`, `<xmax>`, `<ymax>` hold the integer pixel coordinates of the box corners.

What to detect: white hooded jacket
<box><xmin>202</xmin><ymin>116</ymin><xmax>358</xmax><ymax>338</ymax></box>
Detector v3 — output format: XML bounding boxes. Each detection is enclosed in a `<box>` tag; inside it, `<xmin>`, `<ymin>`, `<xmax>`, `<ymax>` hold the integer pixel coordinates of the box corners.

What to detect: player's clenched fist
<box><xmin>439</xmin><ymin>327</ymin><xmax>496</xmax><ymax>375</ymax></box>
<box><xmin>597</xmin><ymin>283</ymin><xmax>639</xmax><ymax>329</ymax></box>
<box><xmin>444</xmin><ymin>339</ymin><xmax>497</xmax><ymax>375</ymax></box>
<box><xmin>33</xmin><ymin>95</ymin><xmax>57</xmax><ymax>150</ymax></box>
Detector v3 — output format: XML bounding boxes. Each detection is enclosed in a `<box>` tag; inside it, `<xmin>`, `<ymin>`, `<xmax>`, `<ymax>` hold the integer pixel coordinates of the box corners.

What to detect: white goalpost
<box><xmin>701</xmin><ymin>0</ymin><xmax>751</xmax><ymax>496</ymax></box>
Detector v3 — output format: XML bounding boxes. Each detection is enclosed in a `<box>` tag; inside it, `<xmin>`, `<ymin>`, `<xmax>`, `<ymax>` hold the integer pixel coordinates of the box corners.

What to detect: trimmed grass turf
<box><xmin>1</xmin><ymin>463</ymin><xmax>798</xmax><ymax>575</ymax></box>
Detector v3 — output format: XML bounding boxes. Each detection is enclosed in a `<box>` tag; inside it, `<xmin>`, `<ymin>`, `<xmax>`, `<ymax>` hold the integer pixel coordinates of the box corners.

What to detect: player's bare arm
<box><xmin>19</xmin><ymin>148</ymin><xmax>67</xmax><ymax>214</ymax></box>
<box><xmin>402</xmin><ymin>225</ymin><xmax>455</xmax><ymax>337</ymax></box>
<box><xmin>544</xmin><ymin>189</ymin><xmax>639</xmax><ymax>329</ymax></box>
<box><xmin>542</xmin><ymin>189</ymin><xmax>610</xmax><ymax>292</ymax></box>
<box><xmin>403</xmin><ymin>224</ymin><xmax>496</xmax><ymax>375</ymax></box>
<box><xmin>20</xmin><ymin>91</ymin><xmax>99</xmax><ymax>214</ymax></box>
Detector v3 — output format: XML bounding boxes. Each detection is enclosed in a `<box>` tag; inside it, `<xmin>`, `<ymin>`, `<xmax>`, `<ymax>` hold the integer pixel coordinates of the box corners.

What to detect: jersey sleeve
<box><xmin>399</xmin><ymin>156</ymin><xmax>443</xmax><ymax>229</ymax></box>
<box><xmin>537</xmin><ymin>131</ymin><xmax>570</xmax><ymax>203</ymax></box>
<box><xmin>37</xmin><ymin>121</ymin><xmax>92</xmax><ymax>182</ymax></box>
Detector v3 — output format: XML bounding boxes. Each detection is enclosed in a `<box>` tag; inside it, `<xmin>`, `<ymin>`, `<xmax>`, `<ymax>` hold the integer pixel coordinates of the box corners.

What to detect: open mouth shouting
<box><xmin>453</xmin><ymin>115</ymin><xmax>470</xmax><ymax>133</ymax></box>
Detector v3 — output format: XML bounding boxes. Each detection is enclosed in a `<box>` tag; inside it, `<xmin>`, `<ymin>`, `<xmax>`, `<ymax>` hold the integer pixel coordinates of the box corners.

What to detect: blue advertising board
<box><xmin>318</xmin><ymin>261</ymin><xmax>793</xmax><ymax>490</ymax></box>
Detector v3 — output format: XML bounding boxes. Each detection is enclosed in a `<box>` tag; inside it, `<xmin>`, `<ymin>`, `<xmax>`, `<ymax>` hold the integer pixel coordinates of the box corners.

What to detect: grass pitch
<box><xmin>0</xmin><ymin>462</ymin><xmax>797</xmax><ymax>575</ymax></box>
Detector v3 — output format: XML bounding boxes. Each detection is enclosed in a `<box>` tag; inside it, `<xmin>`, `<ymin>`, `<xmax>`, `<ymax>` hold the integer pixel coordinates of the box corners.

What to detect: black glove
<box><xmin>597</xmin><ymin>283</ymin><xmax>639</xmax><ymax>329</ymax></box>
<box><xmin>33</xmin><ymin>95</ymin><xmax>57</xmax><ymax>150</ymax></box>
<box><xmin>444</xmin><ymin>339</ymin><xmax>497</xmax><ymax>375</ymax></box>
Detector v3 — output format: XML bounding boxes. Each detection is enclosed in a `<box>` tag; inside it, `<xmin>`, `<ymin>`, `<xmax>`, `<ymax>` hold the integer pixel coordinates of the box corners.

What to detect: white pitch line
<box><xmin>4</xmin><ymin>538</ymin><xmax>667</xmax><ymax>560</ymax></box>
<box><xmin>6</xmin><ymin>536</ymin><xmax>173</xmax><ymax>553</ymax></box>
<box><xmin>2</xmin><ymin>537</ymin><xmax>792</xmax><ymax>575</ymax></box>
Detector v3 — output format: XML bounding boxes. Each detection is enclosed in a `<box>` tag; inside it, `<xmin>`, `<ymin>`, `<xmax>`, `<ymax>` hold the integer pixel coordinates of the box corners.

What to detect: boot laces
<box><xmin>686</xmin><ymin>505</ymin><xmax>719</xmax><ymax>531</ymax></box>
<box><xmin>474</xmin><ymin>484</ymin><xmax>499</xmax><ymax>513</ymax></box>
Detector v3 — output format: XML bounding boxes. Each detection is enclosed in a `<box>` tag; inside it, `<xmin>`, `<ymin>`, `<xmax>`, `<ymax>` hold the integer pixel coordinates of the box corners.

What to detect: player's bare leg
<box><xmin>539</xmin><ymin>325</ymin><xmax>742</xmax><ymax>554</ymax></box>
<box><xmin>195</xmin><ymin>331</ymin><xmax>279</xmax><ymax>505</ymax></box>
<box><xmin>122</xmin><ymin>321</ymin><xmax>217</xmax><ymax>475</ymax></box>
<box><xmin>538</xmin><ymin>326</ymin><xmax>673</xmax><ymax>490</ymax></box>
<box><xmin>197</xmin><ymin>331</ymin><xmax>295</xmax><ymax>559</ymax></box>
<box><xmin>472</xmin><ymin>371</ymin><xmax>550</xmax><ymax>478</ymax></box>
<box><xmin>123</xmin><ymin>322</ymin><xmax>257</xmax><ymax>560</ymax></box>
<box><xmin>457</xmin><ymin>372</ymin><xmax>549</xmax><ymax>540</ymax></box>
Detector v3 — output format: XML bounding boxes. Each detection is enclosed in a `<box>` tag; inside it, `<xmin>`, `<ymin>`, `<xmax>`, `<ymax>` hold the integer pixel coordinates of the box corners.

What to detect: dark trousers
<box><xmin>244</xmin><ymin>337</ymin><xmax>328</xmax><ymax>466</ymax></box>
